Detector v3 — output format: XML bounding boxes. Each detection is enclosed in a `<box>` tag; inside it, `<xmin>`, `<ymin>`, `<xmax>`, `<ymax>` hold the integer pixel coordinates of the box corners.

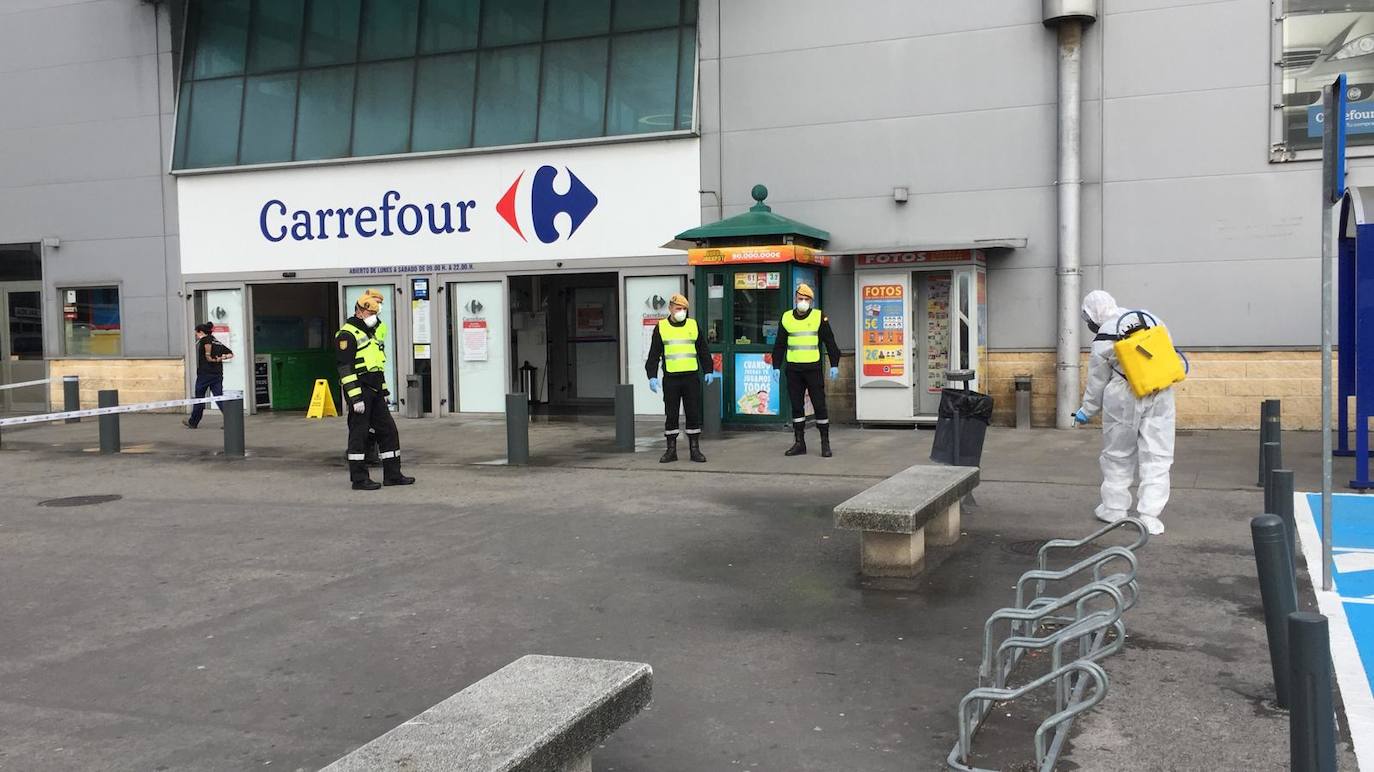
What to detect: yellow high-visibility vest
<box><xmin>338</xmin><ymin>321</ymin><xmax>388</xmax><ymax>402</ymax></box>
<box><xmin>781</xmin><ymin>310</ymin><xmax>822</xmax><ymax>364</ymax></box>
<box><xmin>658</xmin><ymin>318</ymin><xmax>700</xmax><ymax>373</ymax></box>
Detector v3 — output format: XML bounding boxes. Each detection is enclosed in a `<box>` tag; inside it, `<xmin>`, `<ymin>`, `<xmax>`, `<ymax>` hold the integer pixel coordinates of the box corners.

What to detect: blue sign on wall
<box><xmin>1308</xmin><ymin>97</ymin><xmax>1374</xmax><ymax>138</ymax></box>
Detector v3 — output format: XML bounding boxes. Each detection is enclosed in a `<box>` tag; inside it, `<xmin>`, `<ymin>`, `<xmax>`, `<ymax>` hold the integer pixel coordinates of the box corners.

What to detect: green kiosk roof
<box><xmin>676</xmin><ymin>185</ymin><xmax>830</xmax><ymax>245</ymax></box>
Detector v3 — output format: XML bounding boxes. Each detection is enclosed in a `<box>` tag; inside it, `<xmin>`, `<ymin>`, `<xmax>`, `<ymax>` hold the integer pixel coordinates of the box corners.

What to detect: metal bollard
<box><xmin>614</xmin><ymin>383</ymin><xmax>635</xmax><ymax>452</ymax></box>
<box><xmin>703</xmin><ymin>374</ymin><xmax>722</xmax><ymax>438</ymax></box>
<box><xmin>63</xmin><ymin>375</ymin><xmax>80</xmax><ymax>423</ymax></box>
<box><xmin>1014</xmin><ymin>374</ymin><xmax>1032</xmax><ymax>430</ymax></box>
<box><xmin>222</xmin><ymin>397</ymin><xmax>244</xmax><ymax>457</ymax></box>
<box><xmin>505</xmin><ymin>393</ymin><xmax>529</xmax><ymax>465</ymax></box>
<box><xmin>1252</xmin><ymin>514</ymin><xmax>1298</xmax><ymax>708</ymax></box>
<box><xmin>1289</xmin><ymin>612</ymin><xmax>1336</xmax><ymax>772</ymax></box>
<box><xmin>1262</xmin><ymin>442</ymin><xmax>1281</xmax><ymax>507</ymax></box>
<box><xmin>1258</xmin><ymin>400</ymin><xmax>1279</xmax><ymax>486</ymax></box>
<box><xmin>98</xmin><ymin>389</ymin><xmax>120</xmax><ymax>454</ymax></box>
<box><xmin>1271</xmin><ymin>469</ymin><xmax>1297</xmax><ymax>578</ymax></box>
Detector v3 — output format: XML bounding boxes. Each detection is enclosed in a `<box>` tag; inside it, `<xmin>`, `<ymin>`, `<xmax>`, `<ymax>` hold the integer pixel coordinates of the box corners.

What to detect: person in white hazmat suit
<box><xmin>1072</xmin><ymin>290</ymin><xmax>1176</xmax><ymax>536</ymax></box>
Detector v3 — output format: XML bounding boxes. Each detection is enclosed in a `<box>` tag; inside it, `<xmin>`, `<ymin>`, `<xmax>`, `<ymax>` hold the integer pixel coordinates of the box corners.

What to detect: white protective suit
<box><xmin>1077</xmin><ymin>290</ymin><xmax>1176</xmax><ymax>527</ymax></box>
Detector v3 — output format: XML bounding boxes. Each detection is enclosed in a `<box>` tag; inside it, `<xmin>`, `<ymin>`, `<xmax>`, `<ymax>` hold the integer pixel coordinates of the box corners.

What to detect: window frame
<box><xmin>171</xmin><ymin>0</ymin><xmax>699</xmax><ymax>173</ymax></box>
<box><xmin>58</xmin><ymin>283</ymin><xmax>124</xmax><ymax>358</ymax></box>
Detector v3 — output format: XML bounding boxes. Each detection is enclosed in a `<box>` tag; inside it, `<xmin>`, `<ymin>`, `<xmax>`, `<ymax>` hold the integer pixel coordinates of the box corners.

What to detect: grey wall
<box><xmin>0</xmin><ymin>0</ymin><xmax>182</xmax><ymax>358</ymax></box>
<box><xmin>699</xmin><ymin>0</ymin><xmax>1374</xmax><ymax>350</ymax></box>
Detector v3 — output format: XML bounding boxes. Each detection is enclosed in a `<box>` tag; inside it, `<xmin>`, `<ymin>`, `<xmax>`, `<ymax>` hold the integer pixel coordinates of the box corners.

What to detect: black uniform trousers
<box><xmin>346</xmin><ymin>386</ymin><xmax>400</xmax><ymax>481</ymax></box>
<box><xmin>662</xmin><ymin>372</ymin><xmax>703</xmax><ymax>436</ymax></box>
<box><xmin>785</xmin><ymin>366</ymin><xmax>829</xmax><ymax>424</ymax></box>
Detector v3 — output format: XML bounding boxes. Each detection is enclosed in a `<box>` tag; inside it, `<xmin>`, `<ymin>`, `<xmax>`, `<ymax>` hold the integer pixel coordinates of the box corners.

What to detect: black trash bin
<box><xmin>930</xmin><ymin>387</ymin><xmax>994</xmax><ymax>467</ymax></box>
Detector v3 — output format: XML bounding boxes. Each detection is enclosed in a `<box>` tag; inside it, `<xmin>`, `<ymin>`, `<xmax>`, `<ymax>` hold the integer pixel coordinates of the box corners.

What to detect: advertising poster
<box><xmin>642</xmin><ymin>316</ymin><xmax>665</xmax><ymax>362</ymax></box>
<box><xmin>926</xmin><ymin>275</ymin><xmax>951</xmax><ymax>393</ymax></box>
<box><xmin>734</xmin><ymin>353</ymin><xmax>780</xmax><ymax>416</ymax></box>
<box><xmin>734</xmin><ymin>272</ymin><xmax>781</xmax><ymax>290</ymax></box>
<box><xmin>462</xmin><ymin>319</ymin><xmax>488</xmax><ymax>361</ymax></box>
<box><xmin>860</xmin><ymin>284</ymin><xmax>906</xmax><ymax>379</ymax></box>
<box><xmin>1283</xmin><ymin>0</ymin><xmax>1374</xmax><ymax>151</ymax></box>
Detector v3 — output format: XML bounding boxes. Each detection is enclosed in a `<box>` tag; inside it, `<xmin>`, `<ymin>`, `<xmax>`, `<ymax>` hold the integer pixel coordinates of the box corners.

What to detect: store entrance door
<box><xmin>192</xmin><ymin>286</ymin><xmax>250</xmax><ymax>412</ymax></box>
<box><xmin>912</xmin><ymin>269</ymin><xmax>977</xmax><ymax>416</ymax></box>
<box><xmin>0</xmin><ymin>281</ymin><xmax>45</xmax><ymax>412</ymax></box>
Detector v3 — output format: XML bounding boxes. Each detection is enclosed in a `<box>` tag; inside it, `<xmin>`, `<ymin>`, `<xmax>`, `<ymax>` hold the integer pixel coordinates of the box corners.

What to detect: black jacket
<box><xmin>644</xmin><ymin>316</ymin><xmax>713</xmax><ymax>378</ymax></box>
<box><xmin>772</xmin><ymin>308</ymin><xmax>841</xmax><ymax>371</ymax></box>
<box><xmin>335</xmin><ymin>316</ymin><xmax>387</xmax><ymax>399</ymax></box>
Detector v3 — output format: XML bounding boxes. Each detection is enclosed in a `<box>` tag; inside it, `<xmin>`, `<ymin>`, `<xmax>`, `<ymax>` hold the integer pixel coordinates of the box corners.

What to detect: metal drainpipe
<box><xmin>1044</xmin><ymin>1</ymin><xmax>1098</xmax><ymax>429</ymax></box>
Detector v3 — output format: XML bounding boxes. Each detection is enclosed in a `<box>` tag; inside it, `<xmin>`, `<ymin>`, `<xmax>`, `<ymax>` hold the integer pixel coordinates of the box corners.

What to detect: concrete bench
<box><xmin>323</xmin><ymin>655</ymin><xmax>652</xmax><ymax>772</ymax></box>
<box><xmin>833</xmin><ymin>464</ymin><xmax>980</xmax><ymax>578</ymax></box>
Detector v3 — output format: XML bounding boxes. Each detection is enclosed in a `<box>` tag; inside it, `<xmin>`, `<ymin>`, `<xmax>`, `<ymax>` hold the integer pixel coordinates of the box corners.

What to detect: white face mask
<box><xmin>796</xmin><ymin>300</ymin><xmax>811</xmax><ymax>313</ymax></box>
<box><xmin>362</xmin><ymin>313</ymin><xmax>380</xmax><ymax>328</ymax></box>
<box><xmin>671</xmin><ymin>309</ymin><xmax>687</xmax><ymax>322</ymax></box>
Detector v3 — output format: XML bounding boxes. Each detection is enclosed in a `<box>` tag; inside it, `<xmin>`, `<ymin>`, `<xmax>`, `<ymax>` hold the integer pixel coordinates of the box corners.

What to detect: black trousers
<box><xmin>785</xmin><ymin>366</ymin><xmax>829</xmax><ymax>423</ymax></box>
<box><xmin>346</xmin><ymin>387</ymin><xmax>400</xmax><ymax>481</ymax></box>
<box><xmin>662</xmin><ymin>372</ymin><xmax>703</xmax><ymax>436</ymax></box>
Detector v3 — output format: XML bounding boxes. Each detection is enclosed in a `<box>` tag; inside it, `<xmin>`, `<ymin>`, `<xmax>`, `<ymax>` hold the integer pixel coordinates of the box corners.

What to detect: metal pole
<box><xmin>1252</xmin><ymin>514</ymin><xmax>1298</xmax><ymax>709</ymax></box>
<box><xmin>1288</xmin><ymin>612</ymin><xmax>1336</xmax><ymax>772</ymax></box>
<box><xmin>1258</xmin><ymin>399</ymin><xmax>1277</xmax><ymax>486</ymax></box>
<box><xmin>1272</xmin><ymin>469</ymin><xmax>1297</xmax><ymax>580</ymax></box>
<box><xmin>703</xmin><ymin>375</ymin><xmax>722</xmax><ymax>438</ymax></box>
<box><xmin>1321</xmin><ymin>85</ymin><xmax>1337</xmax><ymax>593</ymax></box>
<box><xmin>1053</xmin><ymin>19</ymin><xmax>1084</xmax><ymax>430</ymax></box>
<box><xmin>98</xmin><ymin>389</ymin><xmax>120</xmax><ymax>455</ymax></box>
<box><xmin>222</xmin><ymin>397</ymin><xmax>244</xmax><ymax>457</ymax></box>
<box><xmin>614</xmin><ymin>383</ymin><xmax>635</xmax><ymax>452</ymax></box>
<box><xmin>505</xmin><ymin>393</ymin><xmax>529</xmax><ymax>465</ymax></box>
<box><xmin>63</xmin><ymin>375</ymin><xmax>80</xmax><ymax>423</ymax></box>
<box><xmin>1263</xmin><ymin>442</ymin><xmax>1280</xmax><ymax>512</ymax></box>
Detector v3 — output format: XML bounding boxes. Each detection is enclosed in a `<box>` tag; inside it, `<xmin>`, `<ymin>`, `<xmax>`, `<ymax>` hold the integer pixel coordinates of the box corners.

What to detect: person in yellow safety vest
<box><xmin>360</xmin><ymin>288</ymin><xmax>388</xmax><ymax>466</ymax></box>
<box><xmin>772</xmin><ymin>283</ymin><xmax>842</xmax><ymax>457</ymax></box>
<box><xmin>336</xmin><ymin>292</ymin><xmax>414</xmax><ymax>490</ymax></box>
<box><xmin>645</xmin><ymin>293</ymin><xmax>718</xmax><ymax>463</ymax></box>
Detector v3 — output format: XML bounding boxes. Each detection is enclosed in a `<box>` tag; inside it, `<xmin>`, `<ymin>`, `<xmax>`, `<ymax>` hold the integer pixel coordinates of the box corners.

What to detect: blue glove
<box><xmin>1073</xmin><ymin>409</ymin><xmax>1089</xmax><ymax>425</ymax></box>
<box><xmin>704</xmin><ymin>372</ymin><xmax>720</xmax><ymax>385</ymax></box>
<box><xmin>649</xmin><ymin>377</ymin><xmax>660</xmax><ymax>393</ymax></box>
<box><xmin>829</xmin><ymin>366</ymin><xmax>839</xmax><ymax>381</ymax></box>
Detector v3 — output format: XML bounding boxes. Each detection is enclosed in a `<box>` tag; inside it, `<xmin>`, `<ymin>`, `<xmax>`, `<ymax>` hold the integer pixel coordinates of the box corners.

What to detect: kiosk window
<box><xmin>705</xmin><ymin>272</ymin><xmax>724</xmax><ymax>343</ymax></box>
<box><xmin>732</xmin><ymin>287</ymin><xmax>780</xmax><ymax>346</ymax></box>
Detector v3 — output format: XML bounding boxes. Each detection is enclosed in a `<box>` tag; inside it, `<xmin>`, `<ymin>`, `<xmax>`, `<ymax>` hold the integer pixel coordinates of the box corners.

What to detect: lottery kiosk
<box><xmin>853</xmin><ymin>249</ymin><xmax>989</xmax><ymax>425</ymax></box>
<box><xmin>675</xmin><ymin>185</ymin><xmax>831</xmax><ymax>427</ymax></box>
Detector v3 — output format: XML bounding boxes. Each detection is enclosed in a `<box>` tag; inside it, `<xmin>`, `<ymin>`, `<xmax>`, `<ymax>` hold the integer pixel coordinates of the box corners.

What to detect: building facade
<box><xmin>1</xmin><ymin>0</ymin><xmax>1367</xmax><ymax>429</ymax></box>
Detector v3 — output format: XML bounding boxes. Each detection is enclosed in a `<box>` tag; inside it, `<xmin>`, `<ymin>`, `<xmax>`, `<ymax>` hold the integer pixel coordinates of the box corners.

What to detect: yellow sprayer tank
<box><xmin>1113</xmin><ymin>312</ymin><xmax>1186</xmax><ymax>398</ymax></box>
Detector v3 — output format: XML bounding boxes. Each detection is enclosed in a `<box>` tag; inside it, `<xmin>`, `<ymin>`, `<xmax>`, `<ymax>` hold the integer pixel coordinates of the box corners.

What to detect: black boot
<box><xmin>352</xmin><ymin>478</ymin><xmax>381</xmax><ymax>490</ymax></box>
<box><xmin>660</xmin><ymin>435</ymin><xmax>678</xmax><ymax>463</ymax></box>
<box><xmin>819</xmin><ymin>423</ymin><xmax>833</xmax><ymax>458</ymax></box>
<box><xmin>688</xmin><ymin>434</ymin><xmax>706</xmax><ymax>463</ymax></box>
<box><xmin>382</xmin><ymin>458</ymin><xmax>415</xmax><ymax>486</ymax></box>
<box><xmin>784</xmin><ymin>424</ymin><xmax>807</xmax><ymax>456</ymax></box>
<box><xmin>349</xmin><ymin>461</ymin><xmax>380</xmax><ymax>490</ymax></box>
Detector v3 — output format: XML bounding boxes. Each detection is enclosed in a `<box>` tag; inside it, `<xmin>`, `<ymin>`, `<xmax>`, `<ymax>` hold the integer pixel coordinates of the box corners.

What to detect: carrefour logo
<box><xmin>496</xmin><ymin>165</ymin><xmax>598</xmax><ymax>244</ymax></box>
<box><xmin>257</xmin><ymin>164</ymin><xmax>597</xmax><ymax>244</ymax></box>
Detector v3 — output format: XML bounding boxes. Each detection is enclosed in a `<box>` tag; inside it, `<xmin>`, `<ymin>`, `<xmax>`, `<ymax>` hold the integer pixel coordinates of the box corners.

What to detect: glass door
<box><xmin>451</xmin><ymin>280</ymin><xmax>507</xmax><ymax>413</ymax></box>
<box><xmin>625</xmin><ymin>275</ymin><xmax>686</xmax><ymax>415</ymax></box>
<box><xmin>193</xmin><ymin>287</ymin><xmax>250</xmax><ymax>411</ymax></box>
<box><xmin>912</xmin><ymin>268</ymin><xmax>977</xmax><ymax>416</ymax></box>
<box><xmin>343</xmin><ymin>284</ymin><xmax>399</xmax><ymax>408</ymax></box>
<box><xmin>726</xmin><ymin>267</ymin><xmax>786</xmax><ymax>423</ymax></box>
<box><xmin>1</xmin><ymin>282</ymin><xmax>45</xmax><ymax>413</ymax></box>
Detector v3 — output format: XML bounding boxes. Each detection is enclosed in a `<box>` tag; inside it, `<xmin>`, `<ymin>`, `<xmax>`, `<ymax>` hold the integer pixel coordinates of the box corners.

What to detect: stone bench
<box><xmin>833</xmin><ymin>464</ymin><xmax>980</xmax><ymax>578</ymax></box>
<box><xmin>323</xmin><ymin>655</ymin><xmax>652</xmax><ymax>772</ymax></box>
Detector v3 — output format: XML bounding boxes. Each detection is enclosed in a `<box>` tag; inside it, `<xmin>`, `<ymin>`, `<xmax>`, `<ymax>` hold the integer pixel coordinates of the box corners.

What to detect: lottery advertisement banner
<box><xmin>860</xmin><ymin>283</ymin><xmax>906</xmax><ymax>381</ymax></box>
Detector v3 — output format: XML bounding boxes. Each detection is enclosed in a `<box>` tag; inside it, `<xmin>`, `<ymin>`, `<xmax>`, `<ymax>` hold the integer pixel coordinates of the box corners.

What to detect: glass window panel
<box><xmin>239</xmin><ymin>73</ymin><xmax>298</xmax><ymax>164</ymax></box>
<box><xmin>247</xmin><ymin>0</ymin><xmax>304</xmax><ymax>72</ymax></box>
<box><xmin>676</xmin><ymin>26</ymin><xmax>695</xmax><ymax>129</ymax></box>
<box><xmin>353</xmin><ymin>60</ymin><xmax>415</xmax><ymax>156</ymax></box>
<box><xmin>481</xmin><ymin>0</ymin><xmax>544</xmax><ymax>46</ymax></box>
<box><xmin>8</xmin><ymin>291</ymin><xmax>43</xmax><ymax>360</ymax></box>
<box><xmin>613</xmin><ymin>0</ymin><xmax>679</xmax><ymax>31</ymax></box>
<box><xmin>420</xmin><ymin>0</ymin><xmax>479</xmax><ymax>52</ymax></box>
<box><xmin>607</xmin><ymin>29</ymin><xmax>678</xmax><ymax>135</ymax></box>
<box><xmin>303</xmin><ymin>0</ymin><xmax>361</xmax><ymax>66</ymax></box>
<box><xmin>62</xmin><ymin>287</ymin><xmax>121</xmax><ymax>357</ymax></box>
<box><xmin>412</xmin><ymin>53</ymin><xmax>476</xmax><ymax>151</ymax></box>
<box><xmin>184</xmin><ymin>78</ymin><xmax>244</xmax><ymax>168</ymax></box>
<box><xmin>732</xmin><ymin>287</ymin><xmax>780</xmax><ymax>346</ymax></box>
<box><xmin>538</xmin><ymin>38</ymin><xmax>608</xmax><ymax>141</ymax></box>
<box><xmin>294</xmin><ymin>66</ymin><xmax>356</xmax><ymax>160</ymax></box>
<box><xmin>0</xmin><ymin>244</ymin><xmax>41</xmax><ymax>282</ymax></box>
<box><xmin>474</xmin><ymin>45</ymin><xmax>540</xmax><ymax>146</ymax></box>
<box><xmin>192</xmin><ymin>0</ymin><xmax>250</xmax><ymax>78</ymax></box>
<box><xmin>705</xmin><ymin>272</ymin><xmax>724</xmax><ymax>344</ymax></box>
<box><xmin>546</xmin><ymin>0</ymin><xmax>610</xmax><ymax>39</ymax></box>
<box><xmin>360</xmin><ymin>0</ymin><xmax>419</xmax><ymax>60</ymax></box>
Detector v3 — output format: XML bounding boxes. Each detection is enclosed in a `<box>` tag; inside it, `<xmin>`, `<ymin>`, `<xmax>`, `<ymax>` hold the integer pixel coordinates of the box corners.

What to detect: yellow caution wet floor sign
<box><xmin>306</xmin><ymin>379</ymin><xmax>338</xmax><ymax>419</ymax></box>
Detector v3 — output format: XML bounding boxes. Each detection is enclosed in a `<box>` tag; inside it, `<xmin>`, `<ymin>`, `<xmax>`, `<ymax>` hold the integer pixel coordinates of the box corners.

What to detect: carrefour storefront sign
<box><xmin>178</xmin><ymin>138</ymin><xmax>699</xmax><ymax>275</ymax></box>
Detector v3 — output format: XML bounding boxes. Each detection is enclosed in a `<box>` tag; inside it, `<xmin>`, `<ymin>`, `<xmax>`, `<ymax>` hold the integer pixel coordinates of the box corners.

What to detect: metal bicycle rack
<box><xmin>947</xmin><ymin>518</ymin><xmax>1150</xmax><ymax>772</ymax></box>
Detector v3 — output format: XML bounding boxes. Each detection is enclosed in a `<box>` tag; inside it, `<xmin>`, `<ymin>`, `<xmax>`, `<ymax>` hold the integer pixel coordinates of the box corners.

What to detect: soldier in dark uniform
<box><xmin>336</xmin><ymin>292</ymin><xmax>414</xmax><ymax>490</ymax></box>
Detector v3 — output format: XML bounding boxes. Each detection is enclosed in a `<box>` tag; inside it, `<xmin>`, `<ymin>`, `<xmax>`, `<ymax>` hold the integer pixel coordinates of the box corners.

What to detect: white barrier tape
<box><xmin>0</xmin><ymin>378</ymin><xmax>51</xmax><ymax>391</ymax></box>
<box><xmin>0</xmin><ymin>391</ymin><xmax>244</xmax><ymax>428</ymax></box>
